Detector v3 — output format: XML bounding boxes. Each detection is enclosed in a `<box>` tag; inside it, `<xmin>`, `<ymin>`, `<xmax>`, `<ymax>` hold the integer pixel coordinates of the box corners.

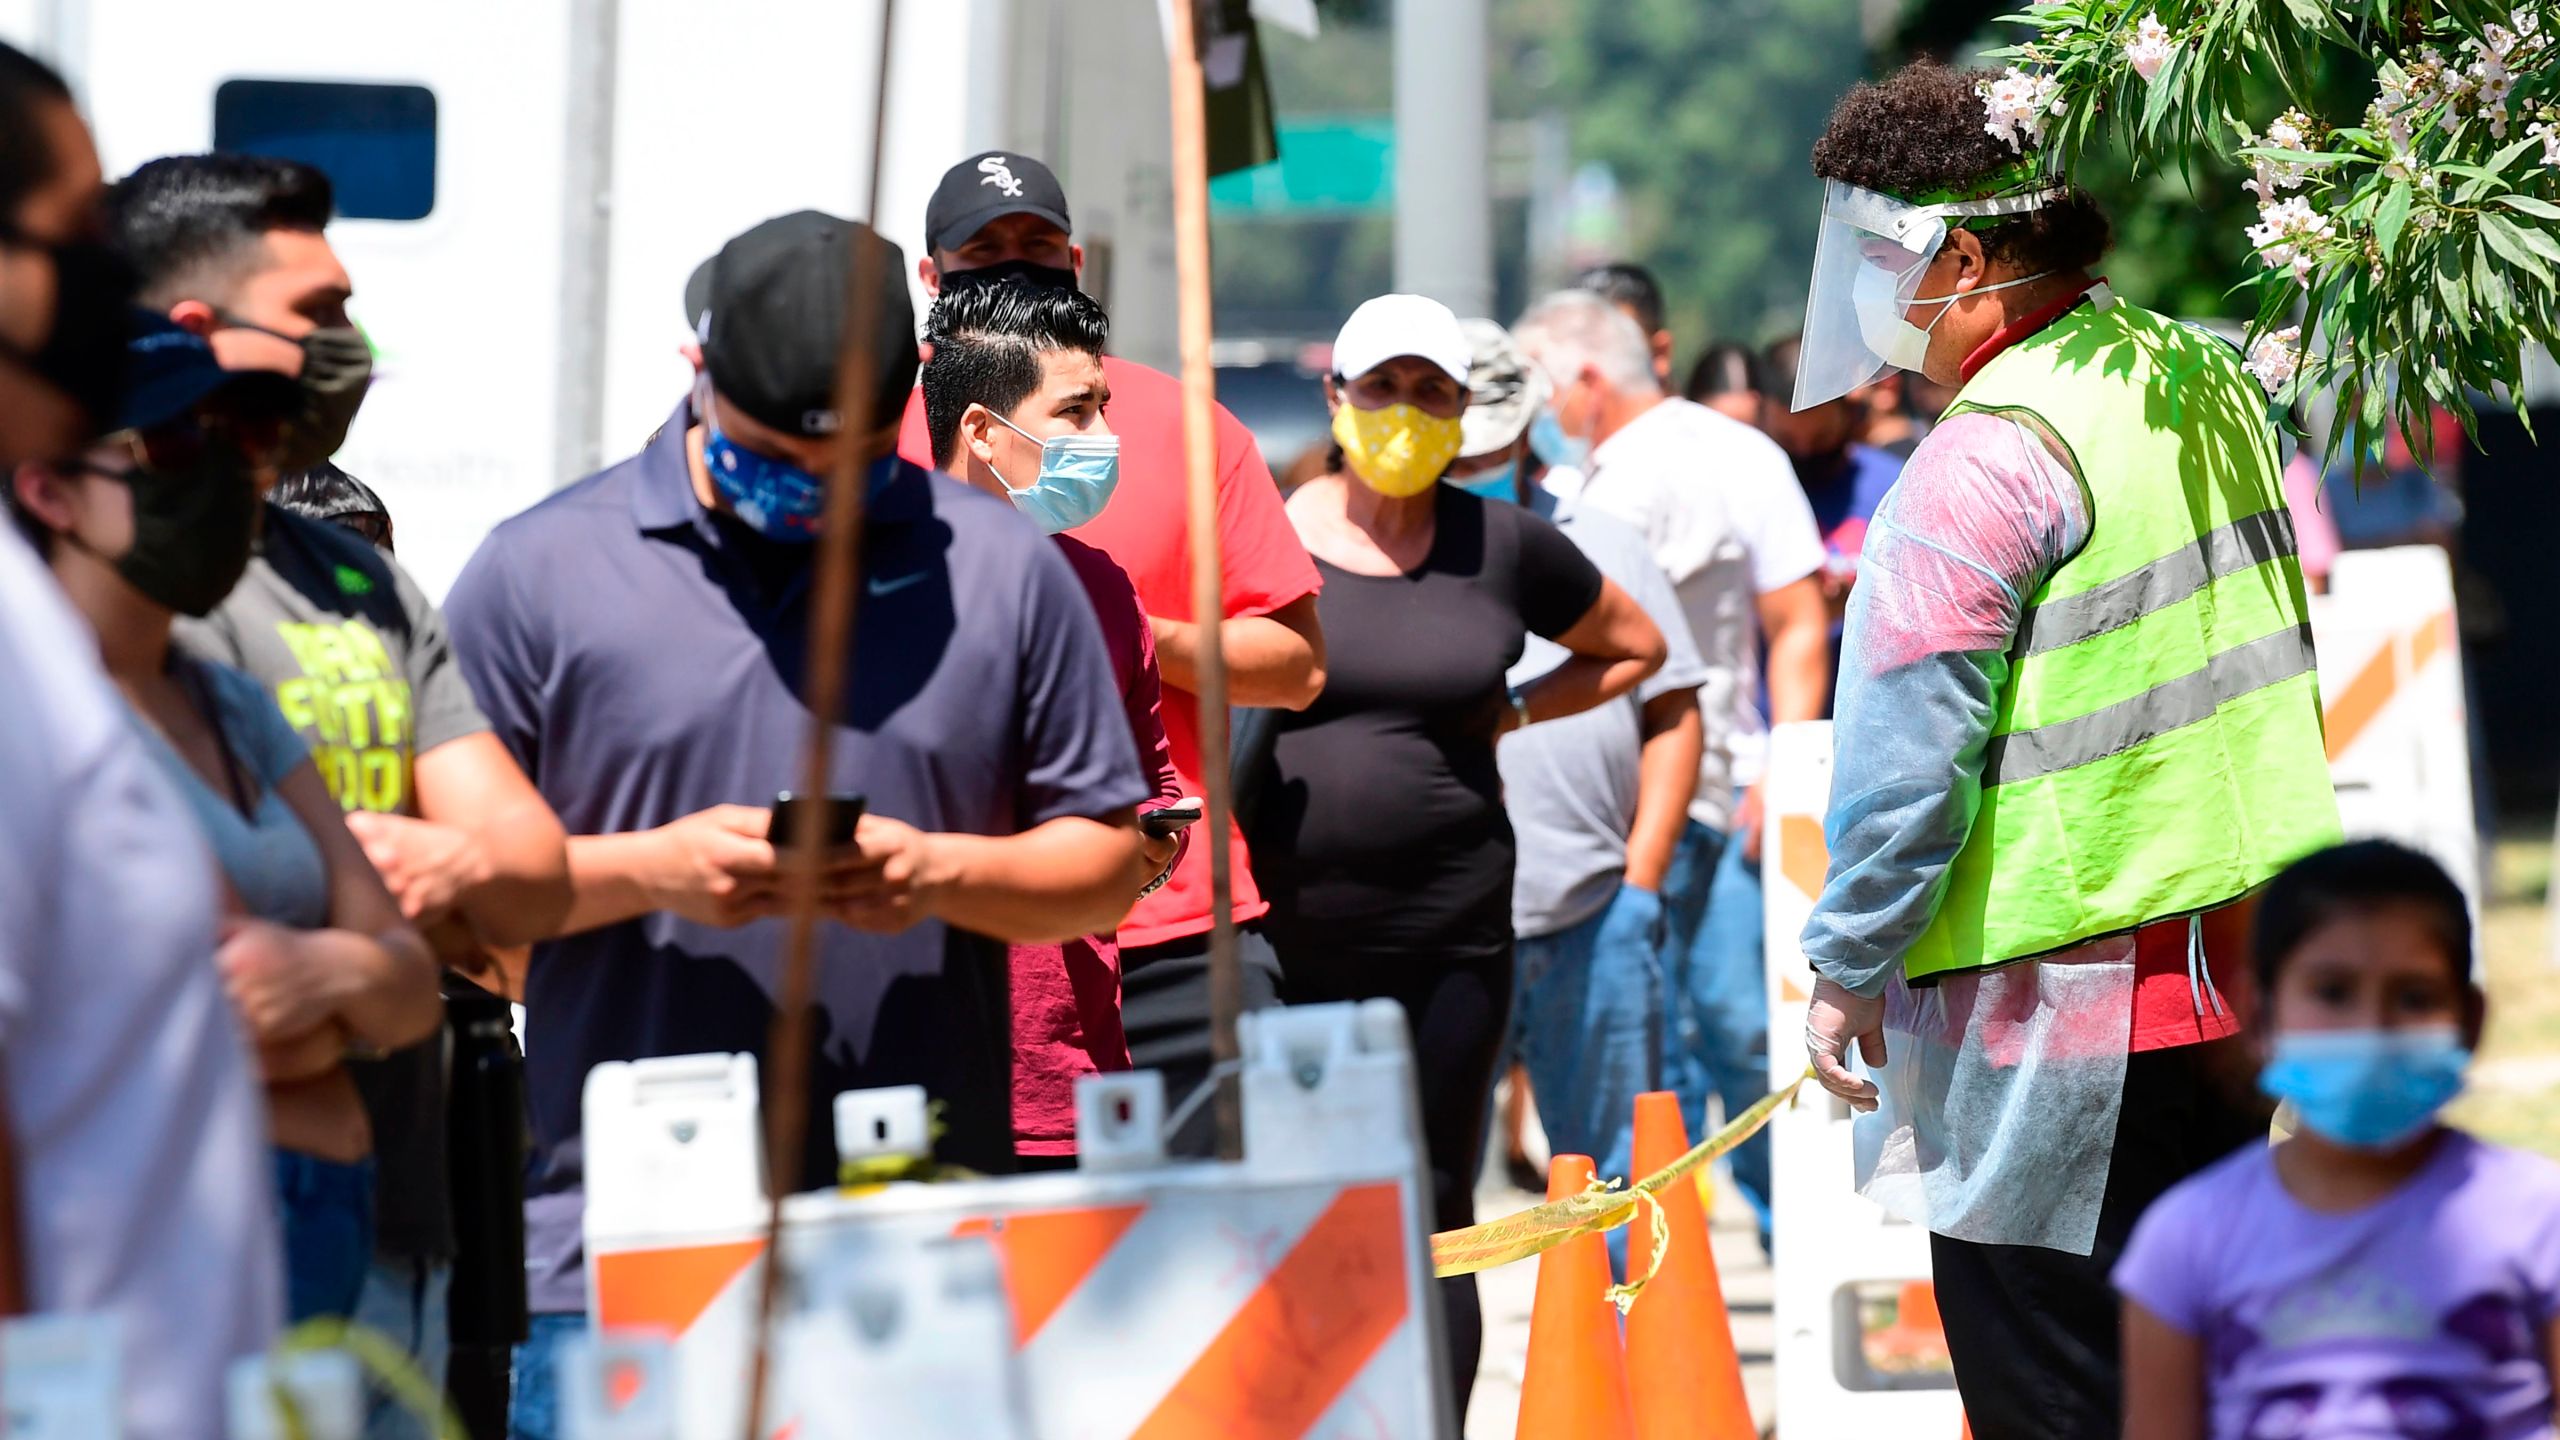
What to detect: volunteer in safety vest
<box><xmin>1788</xmin><ymin>62</ymin><xmax>2340</xmax><ymax>1440</ymax></box>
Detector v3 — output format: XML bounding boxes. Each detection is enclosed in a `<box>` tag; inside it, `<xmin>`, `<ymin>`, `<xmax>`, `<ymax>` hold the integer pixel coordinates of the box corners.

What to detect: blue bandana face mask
<box><xmin>700</xmin><ymin>395</ymin><xmax>900</xmax><ymax>542</ymax></box>
<box><xmin>703</xmin><ymin>409</ymin><xmax>827</xmax><ymax>542</ymax></box>
<box><xmin>2260</xmin><ymin>1025</ymin><xmax>2470</xmax><ymax>1151</ymax></box>
<box><xmin>983</xmin><ymin>409</ymin><xmax>1121</xmax><ymax>535</ymax></box>
<box><xmin>1446</xmin><ymin>457</ymin><xmax>1519</xmax><ymax>502</ymax></box>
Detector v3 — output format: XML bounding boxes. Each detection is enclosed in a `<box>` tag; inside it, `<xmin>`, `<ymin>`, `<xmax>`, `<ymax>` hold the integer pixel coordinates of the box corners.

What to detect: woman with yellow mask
<box><xmin>1244</xmin><ymin>293</ymin><xmax>1666</xmax><ymax>1415</ymax></box>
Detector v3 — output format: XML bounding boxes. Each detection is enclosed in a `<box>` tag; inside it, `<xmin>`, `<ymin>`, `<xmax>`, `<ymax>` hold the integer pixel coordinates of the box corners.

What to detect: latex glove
<box><xmin>1805</xmin><ymin>975</ymin><xmax>1887</xmax><ymax>1111</ymax></box>
<box><xmin>1735</xmin><ymin>785</ymin><xmax>1766</xmax><ymax>865</ymax></box>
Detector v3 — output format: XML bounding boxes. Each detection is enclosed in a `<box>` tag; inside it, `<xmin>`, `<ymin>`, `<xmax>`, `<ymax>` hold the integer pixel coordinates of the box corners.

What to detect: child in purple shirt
<box><xmin>2116</xmin><ymin>840</ymin><xmax>2560</xmax><ymax>1440</ymax></box>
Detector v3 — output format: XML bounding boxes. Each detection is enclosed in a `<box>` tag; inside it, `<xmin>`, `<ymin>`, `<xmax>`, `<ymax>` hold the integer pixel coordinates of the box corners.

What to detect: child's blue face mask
<box><xmin>2260</xmin><ymin>1026</ymin><xmax>2469</xmax><ymax>1150</ymax></box>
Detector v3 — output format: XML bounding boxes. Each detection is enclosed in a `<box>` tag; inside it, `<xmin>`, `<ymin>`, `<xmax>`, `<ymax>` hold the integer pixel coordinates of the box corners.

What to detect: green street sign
<box><xmin>1209</xmin><ymin>116</ymin><xmax>1394</xmax><ymax>216</ymax></box>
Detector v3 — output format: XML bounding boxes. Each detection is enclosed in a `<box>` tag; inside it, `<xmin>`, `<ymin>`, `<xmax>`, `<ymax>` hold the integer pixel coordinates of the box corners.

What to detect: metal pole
<box><xmin>1393</xmin><ymin>0</ymin><xmax>1494</xmax><ymax>317</ymax></box>
<box><xmin>553</xmin><ymin>0</ymin><xmax>620</xmax><ymax>490</ymax></box>
<box><xmin>740</xmin><ymin>3</ymin><xmax>898</xmax><ymax>1434</ymax></box>
<box><xmin>1165</xmin><ymin>0</ymin><xmax>1245</xmax><ymax>1160</ymax></box>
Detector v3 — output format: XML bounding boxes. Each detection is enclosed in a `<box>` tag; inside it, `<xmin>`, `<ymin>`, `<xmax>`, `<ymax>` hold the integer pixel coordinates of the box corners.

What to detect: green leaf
<box><xmin>2279</xmin><ymin>0</ymin><xmax>2333</xmax><ymax>31</ymax></box>
<box><xmin>2497</xmin><ymin>194</ymin><xmax>2560</xmax><ymax>221</ymax></box>
<box><xmin>2140</xmin><ymin>48</ymin><xmax>2185</xmax><ymax>137</ymax></box>
<box><xmin>2434</xmin><ymin>242</ymin><xmax>2471</xmax><ymax>320</ymax></box>
<box><xmin>2489</xmin><ymin>133</ymin><xmax>2541</xmax><ymax>175</ymax></box>
<box><xmin>2473</xmin><ymin>234</ymin><xmax>2514</xmax><ymax>312</ymax></box>
<box><xmin>2481</xmin><ymin>214</ymin><xmax>2558</xmax><ymax>285</ymax></box>
<box><xmin>2377</xmin><ymin>181</ymin><xmax>2414</xmax><ymax>255</ymax></box>
<box><xmin>2239</xmin><ymin>147</ymin><xmax>2361</xmax><ymax>166</ymax></box>
<box><xmin>2508</xmin><ymin>218</ymin><xmax>2560</xmax><ymax>267</ymax></box>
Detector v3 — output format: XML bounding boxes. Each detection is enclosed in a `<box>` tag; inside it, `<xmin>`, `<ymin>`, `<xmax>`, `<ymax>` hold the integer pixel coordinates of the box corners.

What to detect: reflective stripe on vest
<box><xmin>2012</xmin><ymin>508</ymin><xmax>2299</xmax><ymax>657</ymax></box>
<box><xmin>1983</xmin><ymin>621</ymin><xmax>2317</xmax><ymax>787</ymax></box>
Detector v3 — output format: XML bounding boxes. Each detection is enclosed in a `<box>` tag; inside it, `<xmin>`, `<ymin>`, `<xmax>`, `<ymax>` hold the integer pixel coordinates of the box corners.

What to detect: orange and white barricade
<box><xmin>1762</xmin><ymin>721</ymin><xmax>1965</xmax><ymax>1436</ymax></box>
<box><xmin>580</xmin><ymin>1000</ymin><xmax>1451</xmax><ymax>1440</ymax></box>
<box><xmin>2309</xmin><ymin>545</ymin><xmax>2480</xmax><ymax>920</ymax></box>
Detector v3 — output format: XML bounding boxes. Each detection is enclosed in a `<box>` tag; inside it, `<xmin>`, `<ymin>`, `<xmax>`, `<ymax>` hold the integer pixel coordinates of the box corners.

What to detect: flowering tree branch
<box><xmin>1983</xmin><ymin>0</ymin><xmax>2560</xmax><ymax>470</ymax></box>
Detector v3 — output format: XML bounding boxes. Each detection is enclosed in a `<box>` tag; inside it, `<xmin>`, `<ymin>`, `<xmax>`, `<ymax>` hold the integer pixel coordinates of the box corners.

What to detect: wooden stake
<box><xmin>741</xmin><ymin>3</ymin><xmax>898</xmax><ymax>1434</ymax></box>
<box><xmin>1165</xmin><ymin>0</ymin><xmax>1245</xmax><ymax>1159</ymax></box>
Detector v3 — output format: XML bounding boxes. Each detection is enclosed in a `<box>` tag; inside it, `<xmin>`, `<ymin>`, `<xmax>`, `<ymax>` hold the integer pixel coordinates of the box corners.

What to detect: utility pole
<box><xmin>1393</xmin><ymin>0</ymin><xmax>1494</xmax><ymax>318</ymax></box>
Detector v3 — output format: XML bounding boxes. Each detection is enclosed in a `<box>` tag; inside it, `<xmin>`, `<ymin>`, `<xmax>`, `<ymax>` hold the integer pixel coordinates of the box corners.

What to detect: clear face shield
<box><xmin>1790</xmin><ymin>179</ymin><xmax>2064</xmax><ymax>412</ymax></box>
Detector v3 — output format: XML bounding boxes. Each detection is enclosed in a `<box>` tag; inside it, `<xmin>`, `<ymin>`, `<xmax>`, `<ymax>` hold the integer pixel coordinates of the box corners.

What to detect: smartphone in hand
<box><xmin>771</xmin><ymin>792</ymin><xmax>866</xmax><ymax>850</ymax></box>
<box><xmin>1139</xmin><ymin>798</ymin><xmax>1205</xmax><ymax>840</ymax></box>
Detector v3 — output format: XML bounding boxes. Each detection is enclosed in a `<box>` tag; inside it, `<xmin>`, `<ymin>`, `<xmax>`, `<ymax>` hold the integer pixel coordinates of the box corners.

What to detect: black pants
<box><xmin>1931</xmin><ymin>1035</ymin><xmax>2272</xmax><ymax>1440</ymax></box>
<box><xmin>1118</xmin><ymin>925</ymin><xmax>1283</xmax><ymax>1157</ymax></box>
<box><xmin>1279</xmin><ymin>944</ymin><xmax>1514</xmax><ymax>1419</ymax></box>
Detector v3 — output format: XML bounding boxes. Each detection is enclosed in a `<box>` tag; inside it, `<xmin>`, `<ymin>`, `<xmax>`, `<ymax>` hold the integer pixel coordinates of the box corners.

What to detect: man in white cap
<box><xmin>1449</xmin><ymin>320</ymin><xmax>1706</xmax><ymax>1257</ymax></box>
<box><xmin>1513</xmin><ymin>288</ymin><xmax>1828</xmax><ymax>1255</ymax></box>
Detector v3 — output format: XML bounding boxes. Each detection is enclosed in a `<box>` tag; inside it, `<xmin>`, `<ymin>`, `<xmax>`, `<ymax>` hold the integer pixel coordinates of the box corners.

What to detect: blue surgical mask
<box><xmin>1529</xmin><ymin>410</ymin><xmax>1589</xmax><ymax>471</ymax></box>
<box><xmin>1447</xmin><ymin>457</ymin><xmax>1520</xmax><ymax>503</ymax></box>
<box><xmin>984</xmin><ymin>409</ymin><xmax>1121</xmax><ymax>535</ymax></box>
<box><xmin>2260</xmin><ymin>1026</ymin><xmax>2469</xmax><ymax>1150</ymax></box>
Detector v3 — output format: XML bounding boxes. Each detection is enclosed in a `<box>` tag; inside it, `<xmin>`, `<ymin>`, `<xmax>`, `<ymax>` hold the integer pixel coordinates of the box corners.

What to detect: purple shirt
<box><xmin>2115</xmin><ymin>1131</ymin><xmax>2560</xmax><ymax>1440</ymax></box>
<box><xmin>445</xmin><ymin>398</ymin><xmax>1149</xmax><ymax>1312</ymax></box>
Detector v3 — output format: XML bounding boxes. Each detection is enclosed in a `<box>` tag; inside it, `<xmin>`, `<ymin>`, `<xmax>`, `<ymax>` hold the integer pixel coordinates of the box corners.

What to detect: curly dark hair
<box><xmin>1810</xmin><ymin>60</ymin><xmax>2112</xmax><ymax>276</ymax></box>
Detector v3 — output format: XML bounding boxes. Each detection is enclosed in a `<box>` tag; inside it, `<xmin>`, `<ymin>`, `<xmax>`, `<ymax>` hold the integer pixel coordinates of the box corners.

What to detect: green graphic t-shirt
<box><xmin>176</xmin><ymin>502</ymin><xmax>491</xmax><ymax>1262</ymax></box>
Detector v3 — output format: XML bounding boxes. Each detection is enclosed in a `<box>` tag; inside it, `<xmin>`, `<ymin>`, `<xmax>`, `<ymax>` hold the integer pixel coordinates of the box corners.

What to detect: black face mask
<box><xmin>89</xmin><ymin>440</ymin><xmax>265</xmax><ymax>617</ymax></box>
<box><xmin>2</xmin><ymin>240</ymin><xmax>140</xmax><ymax>434</ymax></box>
<box><xmin>939</xmin><ymin>257</ymin><xmax>1078</xmax><ymax>297</ymax></box>
<box><xmin>218</xmin><ymin>315</ymin><xmax>374</xmax><ymax>469</ymax></box>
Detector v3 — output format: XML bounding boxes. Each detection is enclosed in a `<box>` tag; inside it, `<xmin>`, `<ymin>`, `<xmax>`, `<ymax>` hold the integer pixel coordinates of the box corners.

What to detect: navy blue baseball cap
<box><xmin>114</xmin><ymin>311</ymin><xmax>300</xmax><ymax>434</ymax></box>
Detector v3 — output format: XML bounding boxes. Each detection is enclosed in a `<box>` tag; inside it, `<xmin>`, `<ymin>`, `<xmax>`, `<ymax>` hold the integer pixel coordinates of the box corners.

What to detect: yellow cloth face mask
<box><xmin>1332</xmin><ymin>400</ymin><xmax>1465</xmax><ymax>498</ymax></box>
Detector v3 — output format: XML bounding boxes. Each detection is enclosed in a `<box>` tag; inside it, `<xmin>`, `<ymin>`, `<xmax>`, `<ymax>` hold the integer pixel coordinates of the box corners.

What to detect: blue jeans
<box><xmin>510</xmin><ymin>1312</ymin><xmax>588</xmax><ymax>1440</ymax></box>
<box><xmin>274</xmin><ymin>1150</ymin><xmax>377</xmax><ymax>1323</ymax></box>
<box><xmin>1515</xmin><ymin>880</ymin><xmax>1666</xmax><ymax>1276</ymax></box>
<box><xmin>1659</xmin><ymin>820</ymin><xmax>1774</xmax><ymax>1246</ymax></box>
<box><xmin>353</xmin><ymin>1255</ymin><xmax>451</xmax><ymax>1440</ymax></box>
<box><xmin>1514</xmin><ymin>881</ymin><xmax>1664</xmax><ymax>1195</ymax></box>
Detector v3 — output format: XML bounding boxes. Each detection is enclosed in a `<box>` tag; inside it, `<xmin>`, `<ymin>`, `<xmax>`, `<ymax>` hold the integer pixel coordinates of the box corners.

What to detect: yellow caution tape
<box><xmin>267</xmin><ymin>1318</ymin><xmax>467</xmax><ymax>1440</ymax></box>
<box><xmin>1429</xmin><ymin>1069</ymin><xmax>1810</xmax><ymax>1279</ymax></box>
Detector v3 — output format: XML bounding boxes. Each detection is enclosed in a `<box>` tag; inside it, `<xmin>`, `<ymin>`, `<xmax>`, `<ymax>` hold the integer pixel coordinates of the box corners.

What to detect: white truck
<box><xmin>7</xmin><ymin>0</ymin><xmax>1192</xmax><ymax>596</ymax></box>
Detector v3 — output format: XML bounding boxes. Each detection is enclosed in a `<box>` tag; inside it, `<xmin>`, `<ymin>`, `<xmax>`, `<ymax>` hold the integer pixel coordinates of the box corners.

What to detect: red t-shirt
<box><xmin>1005</xmin><ymin>535</ymin><xmax>1185</xmax><ymax>1154</ymax></box>
<box><xmin>899</xmin><ymin>355</ymin><xmax>1321</xmax><ymax>948</ymax></box>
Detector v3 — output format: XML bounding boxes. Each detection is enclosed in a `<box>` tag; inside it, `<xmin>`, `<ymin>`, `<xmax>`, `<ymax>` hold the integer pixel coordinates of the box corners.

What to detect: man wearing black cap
<box><xmin>444</xmin><ymin>210</ymin><xmax>1151</xmax><ymax>1440</ymax></box>
<box><xmin>897</xmin><ymin>152</ymin><xmax>1327</xmax><ymax>1155</ymax></box>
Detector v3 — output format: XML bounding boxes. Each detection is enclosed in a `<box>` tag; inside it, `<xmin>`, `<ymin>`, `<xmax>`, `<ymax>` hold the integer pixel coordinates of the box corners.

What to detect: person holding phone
<box><xmin>446</xmin><ymin>215</ymin><xmax>1152</xmax><ymax>1438</ymax></box>
<box><xmin>921</xmin><ymin>275</ymin><xmax>1188</xmax><ymax>1163</ymax></box>
<box><xmin>6</xmin><ymin>316</ymin><xmax>440</xmax><ymax>1324</ymax></box>
<box><xmin>1249</xmin><ymin>294</ymin><xmax>1667</xmax><ymax>1412</ymax></box>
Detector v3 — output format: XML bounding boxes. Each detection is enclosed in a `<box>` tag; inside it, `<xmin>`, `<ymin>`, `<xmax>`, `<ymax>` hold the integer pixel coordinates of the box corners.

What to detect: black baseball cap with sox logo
<box><xmin>675</xmin><ymin>155</ymin><xmax>1068</xmax><ymax>437</ymax></box>
<box><xmin>922</xmin><ymin>151</ymin><xmax>1073</xmax><ymax>253</ymax></box>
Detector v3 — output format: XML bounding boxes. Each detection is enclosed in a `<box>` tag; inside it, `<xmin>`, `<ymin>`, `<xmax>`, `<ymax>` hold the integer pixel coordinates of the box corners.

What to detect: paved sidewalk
<box><xmin>1464</xmin><ymin>1152</ymin><xmax>1775</xmax><ymax>1438</ymax></box>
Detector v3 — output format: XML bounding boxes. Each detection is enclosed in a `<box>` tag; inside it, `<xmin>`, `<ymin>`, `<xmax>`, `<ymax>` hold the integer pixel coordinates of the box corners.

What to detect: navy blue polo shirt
<box><xmin>444</xmin><ymin>397</ymin><xmax>1149</xmax><ymax>1313</ymax></box>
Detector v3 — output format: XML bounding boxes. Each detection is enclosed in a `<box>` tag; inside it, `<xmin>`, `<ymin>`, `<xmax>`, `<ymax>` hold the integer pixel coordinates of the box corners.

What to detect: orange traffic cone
<box><xmin>1516</xmin><ymin>1154</ymin><xmax>1638</xmax><ymax>1440</ymax></box>
<box><xmin>1625</xmin><ymin>1092</ymin><xmax>1756</xmax><ymax>1440</ymax></box>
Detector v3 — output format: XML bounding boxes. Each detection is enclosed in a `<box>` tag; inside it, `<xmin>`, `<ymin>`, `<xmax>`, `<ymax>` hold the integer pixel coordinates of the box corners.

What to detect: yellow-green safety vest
<box><xmin>1902</xmin><ymin>293</ymin><xmax>2342</xmax><ymax>983</ymax></box>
